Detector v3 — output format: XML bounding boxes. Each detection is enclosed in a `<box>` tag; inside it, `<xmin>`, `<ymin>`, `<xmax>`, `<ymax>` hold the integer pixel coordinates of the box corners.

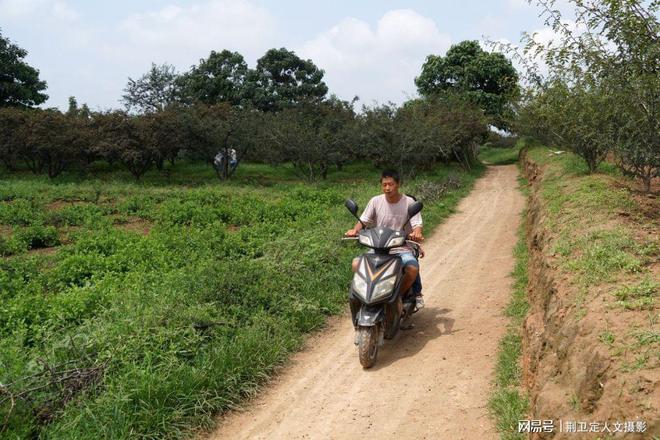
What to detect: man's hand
<box><xmin>345</xmin><ymin>228</ymin><xmax>359</xmax><ymax>237</ymax></box>
<box><xmin>418</xmin><ymin>244</ymin><xmax>425</xmax><ymax>258</ymax></box>
<box><xmin>409</xmin><ymin>227</ymin><xmax>424</xmax><ymax>242</ymax></box>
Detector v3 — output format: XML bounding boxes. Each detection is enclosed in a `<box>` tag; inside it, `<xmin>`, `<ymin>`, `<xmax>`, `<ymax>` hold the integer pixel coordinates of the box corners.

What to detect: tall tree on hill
<box><xmin>178</xmin><ymin>50</ymin><xmax>249</xmax><ymax>105</ymax></box>
<box><xmin>0</xmin><ymin>30</ymin><xmax>48</xmax><ymax>107</ymax></box>
<box><xmin>122</xmin><ymin>63</ymin><xmax>181</xmax><ymax>114</ymax></box>
<box><xmin>248</xmin><ymin>48</ymin><xmax>328</xmax><ymax>111</ymax></box>
<box><xmin>415</xmin><ymin>40</ymin><xmax>518</xmax><ymax>129</ymax></box>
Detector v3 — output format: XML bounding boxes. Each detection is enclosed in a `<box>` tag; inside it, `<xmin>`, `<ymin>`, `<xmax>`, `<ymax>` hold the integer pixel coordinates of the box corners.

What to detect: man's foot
<box><xmin>415</xmin><ymin>294</ymin><xmax>425</xmax><ymax>310</ymax></box>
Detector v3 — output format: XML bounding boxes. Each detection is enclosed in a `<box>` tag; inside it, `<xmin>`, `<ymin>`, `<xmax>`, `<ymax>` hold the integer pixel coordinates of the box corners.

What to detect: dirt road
<box><xmin>209</xmin><ymin>165</ymin><xmax>525</xmax><ymax>440</ymax></box>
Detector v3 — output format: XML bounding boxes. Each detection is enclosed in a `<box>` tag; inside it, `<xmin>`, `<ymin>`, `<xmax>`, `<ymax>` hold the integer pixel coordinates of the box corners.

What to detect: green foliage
<box><xmin>489</xmin><ymin>211</ymin><xmax>529</xmax><ymax>439</ymax></box>
<box><xmin>250</xmin><ymin>48</ymin><xmax>328</xmax><ymax>111</ymax></box>
<box><xmin>178</xmin><ymin>50</ymin><xmax>249</xmax><ymax>106</ymax></box>
<box><xmin>0</xmin><ymin>162</ymin><xmax>482</xmax><ymax>438</ymax></box>
<box><xmin>359</xmin><ymin>96</ymin><xmax>488</xmax><ymax>177</ymax></box>
<box><xmin>479</xmin><ymin>142</ymin><xmax>521</xmax><ymax>166</ymax></box>
<box><xmin>613</xmin><ymin>278</ymin><xmax>659</xmax><ymax>311</ymax></box>
<box><xmin>513</xmin><ymin>0</ymin><xmax>659</xmax><ymax>190</ymax></box>
<box><xmin>262</xmin><ymin>97</ymin><xmax>356</xmax><ymax>181</ymax></box>
<box><xmin>121</xmin><ymin>63</ymin><xmax>181</xmax><ymax>114</ymax></box>
<box><xmin>13</xmin><ymin>224</ymin><xmax>59</xmax><ymax>249</ymax></box>
<box><xmin>0</xmin><ymin>30</ymin><xmax>48</xmax><ymax>107</ymax></box>
<box><xmin>415</xmin><ymin>40</ymin><xmax>519</xmax><ymax>129</ymax></box>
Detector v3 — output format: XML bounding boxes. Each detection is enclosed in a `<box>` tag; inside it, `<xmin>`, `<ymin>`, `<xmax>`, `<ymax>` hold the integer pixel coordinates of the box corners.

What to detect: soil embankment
<box><xmin>520</xmin><ymin>149</ymin><xmax>659</xmax><ymax>439</ymax></box>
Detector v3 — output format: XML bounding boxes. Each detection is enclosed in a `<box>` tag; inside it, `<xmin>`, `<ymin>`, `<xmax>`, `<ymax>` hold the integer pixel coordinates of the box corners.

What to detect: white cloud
<box><xmin>0</xmin><ymin>0</ymin><xmax>78</xmax><ymax>21</ymax></box>
<box><xmin>298</xmin><ymin>9</ymin><xmax>451</xmax><ymax>105</ymax></box>
<box><xmin>115</xmin><ymin>0</ymin><xmax>277</xmax><ymax>69</ymax></box>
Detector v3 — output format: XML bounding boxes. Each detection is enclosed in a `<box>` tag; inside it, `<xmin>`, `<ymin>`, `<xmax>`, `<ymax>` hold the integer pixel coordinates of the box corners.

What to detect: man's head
<box><xmin>380</xmin><ymin>169</ymin><xmax>401</xmax><ymax>200</ymax></box>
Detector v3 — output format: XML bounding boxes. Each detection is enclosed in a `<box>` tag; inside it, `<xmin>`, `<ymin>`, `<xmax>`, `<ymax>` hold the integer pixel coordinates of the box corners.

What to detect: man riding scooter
<box><xmin>344</xmin><ymin>169</ymin><xmax>425</xmax><ymax>309</ymax></box>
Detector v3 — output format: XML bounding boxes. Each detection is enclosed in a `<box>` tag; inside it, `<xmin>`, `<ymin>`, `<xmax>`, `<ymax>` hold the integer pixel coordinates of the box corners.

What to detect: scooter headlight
<box><xmin>372</xmin><ymin>276</ymin><xmax>396</xmax><ymax>301</ymax></box>
<box><xmin>352</xmin><ymin>273</ymin><xmax>368</xmax><ymax>299</ymax></box>
<box><xmin>385</xmin><ymin>236</ymin><xmax>405</xmax><ymax>248</ymax></box>
<box><xmin>358</xmin><ymin>234</ymin><xmax>373</xmax><ymax>247</ymax></box>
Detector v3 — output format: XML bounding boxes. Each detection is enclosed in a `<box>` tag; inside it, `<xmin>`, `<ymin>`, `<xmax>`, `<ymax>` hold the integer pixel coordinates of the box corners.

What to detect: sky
<box><xmin>0</xmin><ymin>0</ymin><xmax>567</xmax><ymax>110</ymax></box>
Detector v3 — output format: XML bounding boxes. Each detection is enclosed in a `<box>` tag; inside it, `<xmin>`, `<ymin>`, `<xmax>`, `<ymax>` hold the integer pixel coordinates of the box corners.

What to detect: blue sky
<box><xmin>0</xmin><ymin>0</ymin><xmax>561</xmax><ymax>110</ymax></box>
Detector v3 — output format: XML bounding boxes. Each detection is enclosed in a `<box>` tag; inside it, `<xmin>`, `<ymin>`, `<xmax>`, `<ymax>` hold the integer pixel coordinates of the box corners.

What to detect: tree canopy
<box><xmin>0</xmin><ymin>30</ymin><xmax>48</xmax><ymax>108</ymax></box>
<box><xmin>415</xmin><ymin>40</ymin><xmax>518</xmax><ymax>128</ymax></box>
<box><xmin>121</xmin><ymin>63</ymin><xmax>180</xmax><ymax>114</ymax></box>
<box><xmin>250</xmin><ymin>48</ymin><xmax>328</xmax><ymax>111</ymax></box>
<box><xmin>178</xmin><ymin>50</ymin><xmax>249</xmax><ymax>106</ymax></box>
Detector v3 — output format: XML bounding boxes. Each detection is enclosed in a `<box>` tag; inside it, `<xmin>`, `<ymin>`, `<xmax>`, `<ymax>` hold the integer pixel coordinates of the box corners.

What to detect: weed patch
<box><xmin>0</xmin><ymin>162</ymin><xmax>483</xmax><ymax>438</ymax></box>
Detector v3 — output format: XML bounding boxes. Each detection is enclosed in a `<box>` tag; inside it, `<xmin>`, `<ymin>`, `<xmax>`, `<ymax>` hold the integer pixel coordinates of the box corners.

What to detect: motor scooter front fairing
<box><xmin>349</xmin><ymin>227</ymin><xmax>406</xmax><ymax>326</ymax></box>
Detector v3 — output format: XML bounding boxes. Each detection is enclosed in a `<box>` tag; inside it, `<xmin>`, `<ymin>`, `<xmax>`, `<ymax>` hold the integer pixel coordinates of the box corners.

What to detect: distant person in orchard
<box><xmin>229</xmin><ymin>148</ymin><xmax>237</xmax><ymax>171</ymax></box>
<box><xmin>345</xmin><ymin>169</ymin><xmax>425</xmax><ymax>308</ymax></box>
<box><xmin>213</xmin><ymin>149</ymin><xmax>238</xmax><ymax>174</ymax></box>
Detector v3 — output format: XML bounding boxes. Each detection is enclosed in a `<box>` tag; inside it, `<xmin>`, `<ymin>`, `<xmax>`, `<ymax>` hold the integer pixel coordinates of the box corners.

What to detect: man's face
<box><xmin>381</xmin><ymin>177</ymin><xmax>400</xmax><ymax>197</ymax></box>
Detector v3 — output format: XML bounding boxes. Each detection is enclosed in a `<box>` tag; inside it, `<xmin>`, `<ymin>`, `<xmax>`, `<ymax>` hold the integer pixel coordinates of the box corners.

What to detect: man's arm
<box><xmin>409</xmin><ymin>225</ymin><xmax>424</xmax><ymax>242</ymax></box>
<box><xmin>345</xmin><ymin>197</ymin><xmax>376</xmax><ymax>236</ymax></box>
<box><xmin>408</xmin><ymin>205</ymin><xmax>423</xmax><ymax>241</ymax></box>
<box><xmin>345</xmin><ymin>221</ymin><xmax>364</xmax><ymax>237</ymax></box>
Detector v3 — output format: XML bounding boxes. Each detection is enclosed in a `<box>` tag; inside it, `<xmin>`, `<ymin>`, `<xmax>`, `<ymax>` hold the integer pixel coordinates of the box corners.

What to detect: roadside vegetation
<box><xmin>478</xmin><ymin>146</ymin><xmax>519</xmax><ymax>166</ymax></box>
<box><xmin>519</xmin><ymin>143</ymin><xmax>658</xmax><ymax>431</ymax></box>
<box><xmin>489</xmin><ymin>202</ymin><xmax>530</xmax><ymax>440</ymax></box>
<box><xmin>0</xmin><ymin>162</ymin><xmax>483</xmax><ymax>438</ymax></box>
<box><xmin>506</xmin><ymin>0</ymin><xmax>658</xmax><ymax>192</ymax></box>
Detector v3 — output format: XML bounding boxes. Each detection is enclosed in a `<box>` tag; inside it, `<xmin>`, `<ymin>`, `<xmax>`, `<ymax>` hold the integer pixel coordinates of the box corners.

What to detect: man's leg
<box><xmin>412</xmin><ymin>273</ymin><xmax>422</xmax><ymax>295</ymax></box>
<box><xmin>400</xmin><ymin>265</ymin><xmax>418</xmax><ymax>295</ymax></box>
<box><xmin>399</xmin><ymin>253</ymin><xmax>419</xmax><ymax>295</ymax></box>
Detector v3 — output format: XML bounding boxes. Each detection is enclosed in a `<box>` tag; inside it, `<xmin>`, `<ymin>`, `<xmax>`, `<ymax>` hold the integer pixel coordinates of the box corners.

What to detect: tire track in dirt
<box><xmin>208</xmin><ymin>165</ymin><xmax>525</xmax><ymax>440</ymax></box>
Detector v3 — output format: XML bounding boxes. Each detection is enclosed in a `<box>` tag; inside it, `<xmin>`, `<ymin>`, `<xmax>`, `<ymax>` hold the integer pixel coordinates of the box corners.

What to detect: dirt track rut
<box><xmin>209</xmin><ymin>165</ymin><xmax>525</xmax><ymax>440</ymax></box>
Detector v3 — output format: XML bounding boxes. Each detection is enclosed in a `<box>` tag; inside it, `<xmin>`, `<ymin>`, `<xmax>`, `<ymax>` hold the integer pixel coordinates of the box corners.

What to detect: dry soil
<box><xmin>208</xmin><ymin>165</ymin><xmax>525</xmax><ymax>440</ymax></box>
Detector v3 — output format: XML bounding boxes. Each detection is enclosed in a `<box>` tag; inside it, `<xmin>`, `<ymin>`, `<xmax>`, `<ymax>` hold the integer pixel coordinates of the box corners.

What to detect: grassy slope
<box><xmin>489</xmin><ymin>144</ymin><xmax>658</xmax><ymax>438</ymax></box>
<box><xmin>524</xmin><ymin>146</ymin><xmax>658</xmax><ymax>367</ymax></box>
<box><xmin>0</xmin><ymin>161</ymin><xmax>483</xmax><ymax>439</ymax></box>
<box><xmin>488</xmin><ymin>177</ymin><xmax>530</xmax><ymax>440</ymax></box>
<box><xmin>489</xmin><ymin>140</ymin><xmax>658</xmax><ymax>438</ymax></box>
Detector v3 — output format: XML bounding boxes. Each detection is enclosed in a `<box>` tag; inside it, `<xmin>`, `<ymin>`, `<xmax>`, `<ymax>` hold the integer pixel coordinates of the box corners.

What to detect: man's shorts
<box><xmin>398</xmin><ymin>251</ymin><xmax>419</xmax><ymax>268</ymax></box>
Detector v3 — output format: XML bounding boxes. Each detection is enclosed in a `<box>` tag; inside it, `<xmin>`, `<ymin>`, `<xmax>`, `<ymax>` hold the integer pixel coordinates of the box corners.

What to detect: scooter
<box><xmin>343</xmin><ymin>199</ymin><xmax>423</xmax><ymax>368</ymax></box>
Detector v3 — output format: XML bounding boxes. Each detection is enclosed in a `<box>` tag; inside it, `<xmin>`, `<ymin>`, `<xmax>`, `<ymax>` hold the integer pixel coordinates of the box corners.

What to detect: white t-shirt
<box><xmin>359</xmin><ymin>194</ymin><xmax>422</xmax><ymax>253</ymax></box>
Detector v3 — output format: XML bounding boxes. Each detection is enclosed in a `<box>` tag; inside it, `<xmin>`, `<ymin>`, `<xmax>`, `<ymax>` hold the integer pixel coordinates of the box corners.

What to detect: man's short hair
<box><xmin>381</xmin><ymin>169</ymin><xmax>401</xmax><ymax>183</ymax></box>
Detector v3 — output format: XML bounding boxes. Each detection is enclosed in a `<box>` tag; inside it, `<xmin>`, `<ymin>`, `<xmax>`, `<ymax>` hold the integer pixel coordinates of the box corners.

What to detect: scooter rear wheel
<box><xmin>357</xmin><ymin>325</ymin><xmax>379</xmax><ymax>369</ymax></box>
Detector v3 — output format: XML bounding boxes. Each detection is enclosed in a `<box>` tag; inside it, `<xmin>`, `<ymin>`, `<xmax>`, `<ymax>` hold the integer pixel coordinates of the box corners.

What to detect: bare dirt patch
<box><xmin>206</xmin><ymin>166</ymin><xmax>525</xmax><ymax>440</ymax></box>
<box><xmin>115</xmin><ymin>217</ymin><xmax>152</xmax><ymax>235</ymax></box>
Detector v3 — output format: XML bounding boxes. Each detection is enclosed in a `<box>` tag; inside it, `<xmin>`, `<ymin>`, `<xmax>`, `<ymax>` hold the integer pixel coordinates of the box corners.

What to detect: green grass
<box><xmin>0</xmin><ymin>160</ymin><xmax>483</xmax><ymax>438</ymax></box>
<box><xmin>479</xmin><ymin>144</ymin><xmax>521</xmax><ymax>166</ymax></box>
<box><xmin>520</xmin><ymin>142</ymin><xmax>659</xmax><ymax>412</ymax></box>
<box><xmin>489</xmin><ymin>204</ymin><xmax>529</xmax><ymax>439</ymax></box>
<box><xmin>613</xmin><ymin>278</ymin><xmax>659</xmax><ymax>311</ymax></box>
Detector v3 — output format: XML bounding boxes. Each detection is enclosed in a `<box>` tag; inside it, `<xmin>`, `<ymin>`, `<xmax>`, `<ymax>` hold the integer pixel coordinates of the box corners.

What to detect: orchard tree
<box><xmin>250</xmin><ymin>48</ymin><xmax>328</xmax><ymax>111</ymax></box>
<box><xmin>360</xmin><ymin>96</ymin><xmax>487</xmax><ymax>177</ymax></box>
<box><xmin>122</xmin><ymin>63</ymin><xmax>181</xmax><ymax>114</ymax></box>
<box><xmin>141</xmin><ymin>108</ymin><xmax>185</xmax><ymax>170</ymax></box>
<box><xmin>95</xmin><ymin>112</ymin><xmax>155</xmax><ymax>180</ymax></box>
<box><xmin>0</xmin><ymin>30</ymin><xmax>48</xmax><ymax>107</ymax></box>
<box><xmin>415</xmin><ymin>40</ymin><xmax>518</xmax><ymax>129</ymax></box>
<box><xmin>182</xmin><ymin>103</ymin><xmax>260</xmax><ymax>180</ymax></box>
<box><xmin>513</xmin><ymin>0</ymin><xmax>658</xmax><ymax>187</ymax></box>
<box><xmin>179</xmin><ymin>50</ymin><xmax>248</xmax><ymax>105</ymax></box>
<box><xmin>20</xmin><ymin>110</ymin><xmax>93</xmax><ymax>178</ymax></box>
<box><xmin>0</xmin><ymin>107</ymin><xmax>28</xmax><ymax>170</ymax></box>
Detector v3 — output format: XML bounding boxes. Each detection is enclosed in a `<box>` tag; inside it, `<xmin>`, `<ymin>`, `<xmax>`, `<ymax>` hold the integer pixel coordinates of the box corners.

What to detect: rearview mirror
<box><xmin>407</xmin><ymin>201</ymin><xmax>423</xmax><ymax>218</ymax></box>
<box><xmin>344</xmin><ymin>199</ymin><xmax>359</xmax><ymax>217</ymax></box>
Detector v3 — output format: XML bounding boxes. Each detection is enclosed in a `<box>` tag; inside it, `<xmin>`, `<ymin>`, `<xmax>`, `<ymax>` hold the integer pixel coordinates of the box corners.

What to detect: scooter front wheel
<box><xmin>357</xmin><ymin>325</ymin><xmax>380</xmax><ymax>369</ymax></box>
